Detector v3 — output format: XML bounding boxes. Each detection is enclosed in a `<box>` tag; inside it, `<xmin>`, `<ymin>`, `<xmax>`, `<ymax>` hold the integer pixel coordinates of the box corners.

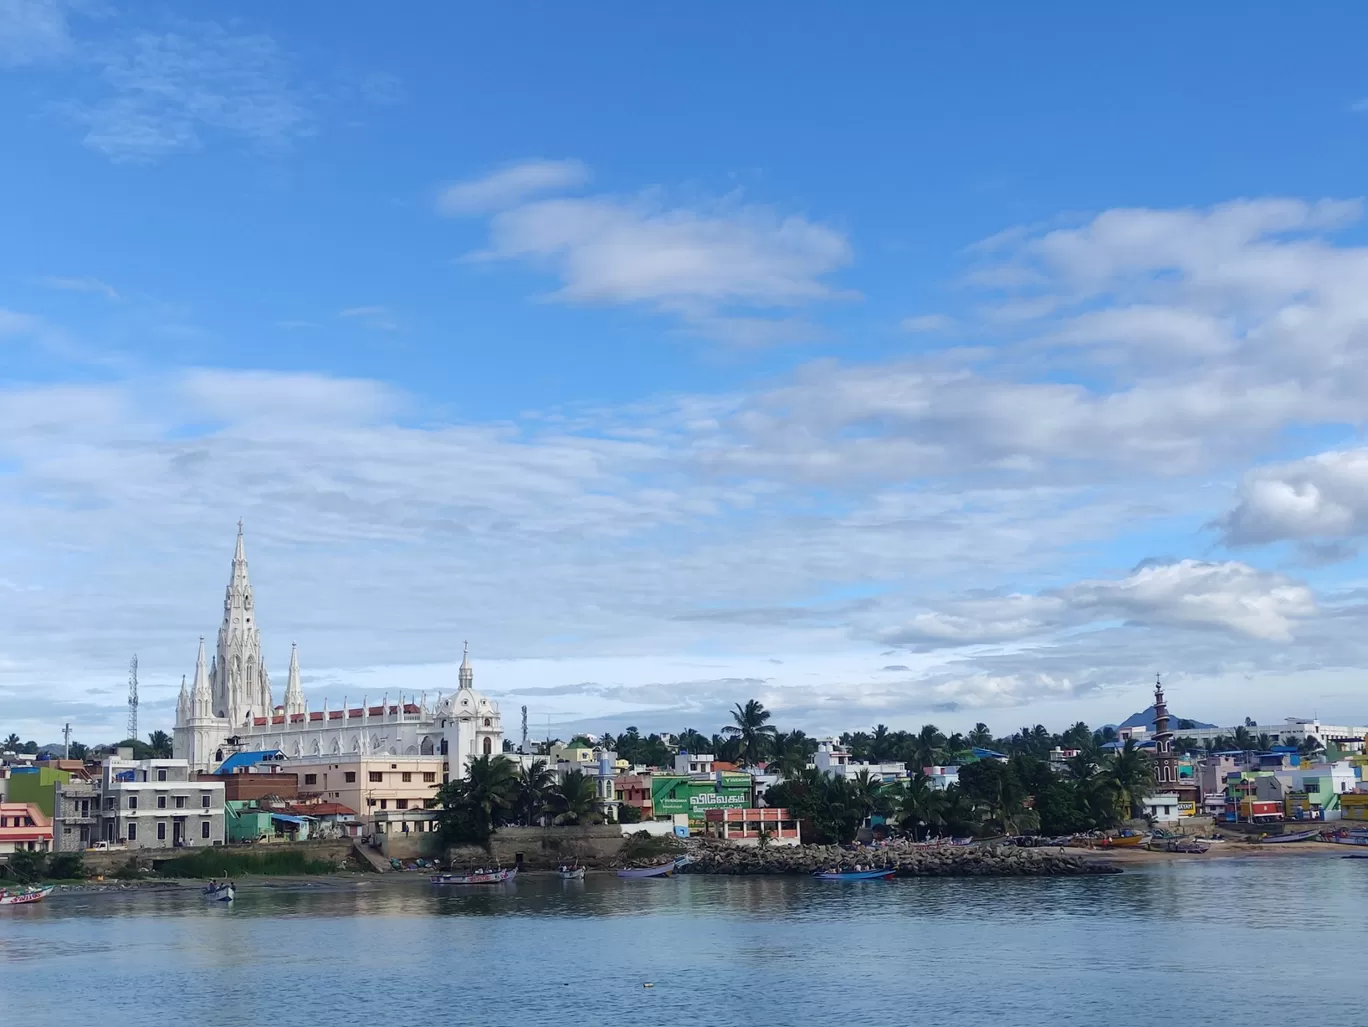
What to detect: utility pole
<box><xmin>521</xmin><ymin>705</ymin><xmax>528</xmax><ymax>752</ymax></box>
<box><xmin>63</xmin><ymin>722</ymin><xmax>71</xmax><ymax>760</ymax></box>
<box><xmin>127</xmin><ymin>655</ymin><xmax>139</xmax><ymax>741</ymax></box>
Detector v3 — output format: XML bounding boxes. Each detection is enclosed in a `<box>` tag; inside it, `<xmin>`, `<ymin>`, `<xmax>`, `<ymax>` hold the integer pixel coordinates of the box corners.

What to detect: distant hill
<box><xmin>1117</xmin><ymin>706</ymin><xmax>1217</xmax><ymax>732</ymax></box>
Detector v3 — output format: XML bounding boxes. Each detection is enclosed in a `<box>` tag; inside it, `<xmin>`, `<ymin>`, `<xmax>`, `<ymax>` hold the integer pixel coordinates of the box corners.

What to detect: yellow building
<box><xmin>1340</xmin><ymin>792</ymin><xmax>1368</xmax><ymax>822</ymax></box>
<box><xmin>287</xmin><ymin>755</ymin><xmax>444</xmax><ymax>836</ymax></box>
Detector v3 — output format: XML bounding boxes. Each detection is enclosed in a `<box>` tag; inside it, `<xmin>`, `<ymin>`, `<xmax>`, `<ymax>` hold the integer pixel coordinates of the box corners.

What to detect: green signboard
<box><xmin>650</xmin><ymin>776</ymin><xmax>749</xmax><ymax>817</ymax></box>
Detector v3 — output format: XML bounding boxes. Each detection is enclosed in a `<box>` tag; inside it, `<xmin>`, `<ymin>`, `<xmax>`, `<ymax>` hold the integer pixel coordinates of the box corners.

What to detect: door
<box><xmin>173</xmin><ymin>819</ymin><xmax>184</xmax><ymax>847</ymax></box>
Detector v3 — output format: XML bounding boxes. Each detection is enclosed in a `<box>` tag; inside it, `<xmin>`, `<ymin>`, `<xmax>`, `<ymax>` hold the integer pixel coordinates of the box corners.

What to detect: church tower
<box><xmin>211</xmin><ymin>522</ymin><xmax>273</xmax><ymax>725</ymax></box>
<box><xmin>1152</xmin><ymin>673</ymin><xmax>1179</xmax><ymax>788</ymax></box>
<box><xmin>283</xmin><ymin>642</ymin><xmax>305</xmax><ymax>718</ymax></box>
<box><xmin>174</xmin><ymin>636</ymin><xmax>223</xmax><ymax>771</ymax></box>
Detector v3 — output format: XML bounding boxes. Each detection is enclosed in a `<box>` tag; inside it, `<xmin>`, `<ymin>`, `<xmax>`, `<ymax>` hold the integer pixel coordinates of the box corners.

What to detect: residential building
<box><xmin>286</xmin><ymin>754</ymin><xmax>442</xmax><ymax>836</ymax></box>
<box><xmin>1340</xmin><ymin>792</ymin><xmax>1368</xmax><ymax>822</ymax></box>
<box><xmin>674</xmin><ymin>752</ymin><xmax>715</xmax><ymax>775</ymax></box>
<box><xmin>0</xmin><ymin>802</ymin><xmax>52</xmax><ymax>854</ymax></box>
<box><xmin>813</xmin><ymin>739</ymin><xmax>907</xmax><ymax>783</ymax></box>
<box><xmin>6</xmin><ymin>764</ymin><xmax>72</xmax><ymax>817</ymax></box>
<box><xmin>1141</xmin><ymin>792</ymin><xmax>1181</xmax><ymax>825</ymax></box>
<box><xmin>925</xmin><ymin>766</ymin><xmax>960</xmax><ymax>791</ymax></box>
<box><xmin>51</xmin><ymin>779</ymin><xmax>100</xmax><ymax>852</ymax></box>
<box><xmin>98</xmin><ymin>755</ymin><xmax>225</xmax><ymax>849</ymax></box>
<box><xmin>702</xmin><ymin>807</ymin><xmax>801</xmax><ymax>846</ymax></box>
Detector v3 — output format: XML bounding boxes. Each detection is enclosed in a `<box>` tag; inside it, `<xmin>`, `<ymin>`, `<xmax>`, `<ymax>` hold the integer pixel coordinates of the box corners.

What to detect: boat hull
<box><xmin>0</xmin><ymin>885</ymin><xmax>53</xmax><ymax>906</ymax></box>
<box><xmin>429</xmin><ymin>869</ymin><xmax>514</xmax><ymax>886</ymax></box>
<box><xmin>617</xmin><ymin>856</ymin><xmax>691</xmax><ymax>879</ymax></box>
<box><xmin>813</xmin><ymin>869</ymin><xmax>896</xmax><ymax>881</ymax></box>
<box><xmin>557</xmin><ymin>868</ymin><xmax>585</xmax><ymax>880</ymax></box>
<box><xmin>1262</xmin><ymin>829</ymin><xmax>1321</xmax><ymax>844</ymax></box>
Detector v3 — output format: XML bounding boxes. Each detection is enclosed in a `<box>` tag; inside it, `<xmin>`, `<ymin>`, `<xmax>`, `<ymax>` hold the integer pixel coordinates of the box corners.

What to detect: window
<box><xmin>369</xmin><ymin>772</ymin><xmax>383</xmax><ymax>782</ymax></box>
<box><xmin>157</xmin><ymin>769</ymin><xmax>167</xmax><ymax>782</ymax></box>
<box><xmin>483</xmin><ymin>737</ymin><xmax>492</xmax><ymax>755</ymax></box>
<box><xmin>401</xmin><ymin>772</ymin><xmax>411</xmax><ymax>783</ymax></box>
<box><xmin>201</xmin><ymin>794</ymin><xmax>211</xmax><ymax>808</ymax></box>
<box><xmin>127</xmin><ymin>823</ymin><xmax>137</xmax><ymax>840</ymax></box>
<box><xmin>379</xmin><ymin>799</ymin><xmax>388</xmax><ymax>809</ymax></box>
<box><xmin>157</xmin><ymin>796</ymin><xmax>167</xmax><ymax>809</ymax></box>
<box><xmin>128</xmin><ymin>796</ymin><xmax>138</xmax><ymax>810</ymax></box>
<box><xmin>484</xmin><ymin>717</ymin><xmax>491</xmax><ymax>728</ymax></box>
<box><xmin>423</xmin><ymin>772</ymin><xmax>435</xmax><ymax>783</ymax></box>
<box><xmin>344</xmin><ymin>772</ymin><xmax>357</xmax><ymax>783</ymax></box>
<box><xmin>80</xmin><ymin>800</ymin><xmax>89</xmax><ymax>817</ymax></box>
<box><xmin>201</xmin><ymin>821</ymin><xmax>211</xmax><ymax>839</ymax></box>
<box><xmin>104</xmin><ymin>797</ymin><xmax>114</xmax><ymax>810</ymax></box>
<box><xmin>175</xmin><ymin>796</ymin><xmax>186</xmax><ymax>809</ymax></box>
<box><xmin>366</xmin><ymin>798</ymin><xmax>375</xmax><ymax>807</ymax></box>
<box><xmin>157</xmin><ymin>823</ymin><xmax>166</xmax><ymax>841</ymax></box>
<box><xmin>397</xmin><ymin>799</ymin><xmax>409</xmax><ymax>810</ymax></box>
<box><xmin>304</xmin><ymin>774</ymin><xmax>317</xmax><ymax>785</ymax></box>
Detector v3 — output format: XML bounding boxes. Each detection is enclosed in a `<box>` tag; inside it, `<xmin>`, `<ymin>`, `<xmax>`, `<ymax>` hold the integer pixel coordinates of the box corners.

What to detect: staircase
<box><xmin>351</xmin><ymin>839</ymin><xmax>391</xmax><ymax>873</ymax></box>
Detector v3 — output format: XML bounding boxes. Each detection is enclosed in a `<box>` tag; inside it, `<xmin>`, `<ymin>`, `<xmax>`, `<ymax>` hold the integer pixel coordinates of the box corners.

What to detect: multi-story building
<box><xmin>51</xmin><ymin>779</ymin><xmax>100</xmax><ymax>852</ymax></box>
<box><xmin>96</xmin><ymin>755</ymin><xmax>225</xmax><ymax>849</ymax></box>
<box><xmin>0</xmin><ymin>802</ymin><xmax>52</xmax><ymax>854</ymax></box>
<box><xmin>287</xmin><ymin>755</ymin><xmax>443</xmax><ymax>837</ymax></box>
<box><xmin>813</xmin><ymin>738</ymin><xmax>907</xmax><ymax>783</ymax></box>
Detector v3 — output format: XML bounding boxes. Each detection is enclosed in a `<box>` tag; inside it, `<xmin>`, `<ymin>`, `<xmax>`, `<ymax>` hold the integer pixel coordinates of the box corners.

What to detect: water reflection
<box><xmin>3</xmin><ymin>859</ymin><xmax>1364</xmax><ymax>1027</ymax></box>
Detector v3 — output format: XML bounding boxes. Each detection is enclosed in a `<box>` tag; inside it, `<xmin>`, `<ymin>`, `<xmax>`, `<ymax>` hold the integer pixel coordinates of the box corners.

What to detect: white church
<box><xmin>173</xmin><ymin>525</ymin><xmax>503</xmax><ymax>775</ymax></box>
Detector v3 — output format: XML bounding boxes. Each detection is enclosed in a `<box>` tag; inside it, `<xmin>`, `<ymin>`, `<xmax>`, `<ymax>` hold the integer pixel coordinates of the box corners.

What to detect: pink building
<box><xmin>703</xmin><ymin>807</ymin><xmax>801</xmax><ymax>846</ymax></box>
<box><xmin>0</xmin><ymin>802</ymin><xmax>52</xmax><ymax>854</ymax></box>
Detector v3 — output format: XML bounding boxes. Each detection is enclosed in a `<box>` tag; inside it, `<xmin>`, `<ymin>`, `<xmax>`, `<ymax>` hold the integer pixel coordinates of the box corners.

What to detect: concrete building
<box><xmin>0</xmin><ymin>802</ymin><xmax>52</xmax><ymax>854</ymax></box>
<box><xmin>813</xmin><ymin>739</ymin><xmax>907</xmax><ymax>783</ymax></box>
<box><xmin>97</xmin><ymin>755</ymin><xmax>225</xmax><ymax>849</ymax></box>
<box><xmin>286</xmin><ymin>754</ymin><xmax>443</xmax><ymax>837</ymax></box>
<box><xmin>925</xmin><ymin>766</ymin><xmax>960</xmax><ymax>791</ymax></box>
<box><xmin>51</xmin><ymin>779</ymin><xmax>100</xmax><ymax>852</ymax></box>
<box><xmin>1141</xmin><ymin>792</ymin><xmax>1181</xmax><ymax>825</ymax></box>
<box><xmin>174</xmin><ymin>526</ymin><xmax>503</xmax><ymax>775</ymax></box>
<box><xmin>702</xmin><ymin>807</ymin><xmax>801</xmax><ymax>846</ymax></box>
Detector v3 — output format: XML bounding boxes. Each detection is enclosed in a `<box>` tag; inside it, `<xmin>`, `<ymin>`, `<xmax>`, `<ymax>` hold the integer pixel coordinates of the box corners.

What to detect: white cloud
<box><xmin>878</xmin><ymin>560</ymin><xmax>1315</xmax><ymax>647</ymax></box>
<box><xmin>339</xmin><ymin>306</ymin><xmax>398</xmax><ymax>332</ymax></box>
<box><xmin>900</xmin><ymin>313</ymin><xmax>955</xmax><ymax>333</ymax></box>
<box><xmin>62</xmin><ymin>21</ymin><xmax>311</xmax><ymax>160</ymax></box>
<box><xmin>40</xmin><ymin>274</ymin><xmax>119</xmax><ymax>299</ymax></box>
<box><xmin>438</xmin><ymin>158</ymin><xmax>590</xmax><ymax>216</ymax></box>
<box><xmin>0</xmin><ymin>0</ymin><xmax>70</xmax><ymax>66</ymax></box>
<box><xmin>1221</xmin><ymin>448</ymin><xmax>1368</xmax><ymax>546</ymax></box>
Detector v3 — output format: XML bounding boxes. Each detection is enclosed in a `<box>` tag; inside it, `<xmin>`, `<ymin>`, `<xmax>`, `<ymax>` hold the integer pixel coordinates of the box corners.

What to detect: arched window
<box><xmin>483</xmin><ymin>717</ymin><xmax>491</xmax><ymax>728</ymax></box>
<box><xmin>215</xmin><ymin>748</ymin><xmax>223</xmax><ymax>761</ymax></box>
<box><xmin>483</xmin><ymin>737</ymin><xmax>492</xmax><ymax>755</ymax></box>
<box><xmin>439</xmin><ymin>739</ymin><xmax>449</xmax><ymax>755</ymax></box>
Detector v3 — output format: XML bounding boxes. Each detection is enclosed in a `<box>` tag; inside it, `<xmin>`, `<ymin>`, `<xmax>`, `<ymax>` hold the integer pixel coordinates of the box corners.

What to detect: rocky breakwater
<box><xmin>679</xmin><ymin>841</ymin><xmax>1121</xmax><ymax>877</ymax></box>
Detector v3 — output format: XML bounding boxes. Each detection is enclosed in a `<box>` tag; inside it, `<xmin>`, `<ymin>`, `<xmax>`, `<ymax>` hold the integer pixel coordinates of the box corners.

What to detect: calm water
<box><xmin>1</xmin><ymin>857</ymin><xmax>1363</xmax><ymax>1025</ymax></box>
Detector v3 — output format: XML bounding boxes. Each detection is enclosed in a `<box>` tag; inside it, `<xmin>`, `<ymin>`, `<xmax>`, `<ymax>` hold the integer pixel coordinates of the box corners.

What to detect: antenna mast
<box><xmin>63</xmin><ymin>722</ymin><xmax>71</xmax><ymax>760</ymax></box>
<box><xmin>127</xmin><ymin>654</ymin><xmax>139</xmax><ymax>741</ymax></box>
<box><xmin>521</xmin><ymin>705</ymin><xmax>528</xmax><ymax>752</ymax></box>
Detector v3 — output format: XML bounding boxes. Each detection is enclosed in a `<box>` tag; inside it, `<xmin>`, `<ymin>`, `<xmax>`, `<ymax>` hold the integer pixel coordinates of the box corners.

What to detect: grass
<box><xmin>154</xmin><ymin>848</ymin><xmax>339</xmax><ymax>878</ymax></box>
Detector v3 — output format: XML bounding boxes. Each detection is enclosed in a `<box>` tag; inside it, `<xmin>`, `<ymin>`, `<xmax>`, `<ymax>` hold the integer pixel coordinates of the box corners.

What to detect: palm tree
<box><xmin>851</xmin><ymin>769</ymin><xmax>891</xmax><ymax>823</ymax></box>
<box><xmin>895</xmin><ymin>772</ymin><xmax>940</xmax><ymax>840</ymax></box>
<box><xmin>1298</xmin><ymin>735</ymin><xmax>1323</xmax><ymax>757</ymax></box>
<box><xmin>869</xmin><ymin>724</ymin><xmax>894</xmax><ymax>761</ymax></box>
<box><xmin>909</xmin><ymin>723</ymin><xmax>945</xmax><ymax>772</ymax></box>
<box><xmin>547</xmin><ymin>769</ymin><xmax>601</xmax><ymax>825</ymax></box>
<box><xmin>433</xmin><ymin>754</ymin><xmax>518</xmax><ymax>845</ymax></box>
<box><xmin>146</xmin><ymin>729</ymin><xmax>173</xmax><ymax>758</ymax></box>
<box><xmin>1105</xmin><ymin>739</ymin><xmax>1155</xmax><ymax>820</ymax></box>
<box><xmin>943</xmin><ymin>733</ymin><xmax>969</xmax><ymax>761</ymax></box>
<box><xmin>1231</xmin><ymin>726</ymin><xmax>1254</xmax><ymax>751</ymax></box>
<box><xmin>771</xmin><ymin>731</ymin><xmax>814</xmax><ymax>779</ymax></box>
<box><xmin>936</xmin><ymin>786</ymin><xmax>979</xmax><ymax>838</ymax></box>
<box><xmin>967</xmin><ymin>723</ymin><xmax>993</xmax><ymax>749</ymax></box>
<box><xmin>2</xmin><ymin>733</ymin><xmax>21</xmax><ymax>752</ymax></box>
<box><xmin>723</xmin><ymin>699</ymin><xmax>777</xmax><ymax>766</ymax></box>
<box><xmin>1254</xmin><ymin>733</ymin><xmax>1273</xmax><ymax>752</ymax></box>
<box><xmin>515</xmin><ymin>759</ymin><xmax>555</xmax><ymax>825</ymax></box>
<box><xmin>675</xmin><ymin>728</ymin><xmax>710</xmax><ymax>754</ymax></box>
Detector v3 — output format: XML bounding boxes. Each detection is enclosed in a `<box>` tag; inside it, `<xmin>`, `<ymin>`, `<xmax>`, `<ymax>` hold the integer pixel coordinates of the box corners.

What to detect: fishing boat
<box><xmin>1261</xmin><ymin>829</ymin><xmax>1322</xmax><ymax>844</ymax></box>
<box><xmin>1325</xmin><ymin>830</ymin><xmax>1368</xmax><ymax>847</ymax></box>
<box><xmin>203</xmin><ymin>882</ymin><xmax>235</xmax><ymax>902</ymax></box>
<box><xmin>616</xmin><ymin>855</ymin><xmax>692</xmax><ymax>879</ymax></box>
<box><xmin>1164</xmin><ymin>838</ymin><xmax>1210</xmax><ymax>854</ymax></box>
<box><xmin>557</xmin><ymin>865</ymin><xmax>586</xmax><ymax>880</ymax></box>
<box><xmin>1093</xmin><ymin>832</ymin><xmax>1149</xmax><ymax>849</ymax></box>
<box><xmin>813</xmin><ymin>867</ymin><xmax>896</xmax><ymax>881</ymax></box>
<box><xmin>430</xmin><ymin>867</ymin><xmax>517</xmax><ymax>885</ymax></box>
<box><xmin>0</xmin><ymin>884</ymin><xmax>54</xmax><ymax>906</ymax></box>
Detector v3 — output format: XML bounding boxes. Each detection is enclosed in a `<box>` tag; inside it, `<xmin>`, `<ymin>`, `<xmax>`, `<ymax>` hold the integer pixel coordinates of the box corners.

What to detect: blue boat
<box><xmin>813</xmin><ymin>867</ymin><xmax>896</xmax><ymax>881</ymax></box>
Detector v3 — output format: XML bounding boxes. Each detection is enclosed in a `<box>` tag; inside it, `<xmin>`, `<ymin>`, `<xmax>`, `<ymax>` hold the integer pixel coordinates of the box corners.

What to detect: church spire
<box><xmin>213</xmin><ymin>522</ymin><xmax>272</xmax><ymax>723</ymax></box>
<box><xmin>458</xmin><ymin>640</ymin><xmax>473</xmax><ymax>690</ymax></box>
<box><xmin>284</xmin><ymin>642</ymin><xmax>305</xmax><ymax>716</ymax></box>
<box><xmin>176</xmin><ymin>674</ymin><xmax>190</xmax><ymax>723</ymax></box>
<box><xmin>191</xmin><ymin>636</ymin><xmax>212</xmax><ymax>719</ymax></box>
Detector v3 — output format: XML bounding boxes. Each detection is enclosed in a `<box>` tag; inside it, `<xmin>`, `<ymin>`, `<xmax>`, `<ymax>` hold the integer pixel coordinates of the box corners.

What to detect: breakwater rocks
<box><xmin>679</xmin><ymin>842</ymin><xmax>1121</xmax><ymax>877</ymax></box>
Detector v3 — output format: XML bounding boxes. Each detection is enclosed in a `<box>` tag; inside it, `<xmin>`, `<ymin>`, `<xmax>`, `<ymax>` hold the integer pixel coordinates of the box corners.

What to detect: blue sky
<box><xmin>6</xmin><ymin>2</ymin><xmax>1368</xmax><ymax>745</ymax></box>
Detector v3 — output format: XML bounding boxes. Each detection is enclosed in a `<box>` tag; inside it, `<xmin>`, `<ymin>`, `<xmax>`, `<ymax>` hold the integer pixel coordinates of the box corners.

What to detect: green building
<box><xmin>650</xmin><ymin>773</ymin><xmax>751</xmax><ymax>827</ymax></box>
<box><xmin>225</xmin><ymin>801</ymin><xmax>274</xmax><ymax>844</ymax></box>
<box><xmin>7</xmin><ymin>766</ymin><xmax>72</xmax><ymax>817</ymax></box>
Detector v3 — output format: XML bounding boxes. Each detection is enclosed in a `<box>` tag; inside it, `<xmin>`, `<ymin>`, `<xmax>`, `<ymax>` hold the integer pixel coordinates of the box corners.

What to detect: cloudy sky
<box><xmin>4</xmin><ymin>4</ymin><xmax>1368</xmax><ymax>745</ymax></box>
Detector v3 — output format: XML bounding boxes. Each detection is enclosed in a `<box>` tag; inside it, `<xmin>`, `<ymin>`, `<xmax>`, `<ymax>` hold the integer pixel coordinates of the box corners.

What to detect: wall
<box><xmin>448</xmin><ymin>825</ymin><xmax>628</xmax><ymax>869</ymax></box>
<box><xmin>7</xmin><ymin>767</ymin><xmax>71</xmax><ymax>817</ymax></box>
<box><xmin>200</xmin><ymin>773</ymin><xmax>299</xmax><ymax>802</ymax></box>
<box><xmin>80</xmin><ymin>838</ymin><xmax>357</xmax><ymax>875</ymax></box>
<box><xmin>377</xmin><ymin>832</ymin><xmax>440</xmax><ymax>860</ymax></box>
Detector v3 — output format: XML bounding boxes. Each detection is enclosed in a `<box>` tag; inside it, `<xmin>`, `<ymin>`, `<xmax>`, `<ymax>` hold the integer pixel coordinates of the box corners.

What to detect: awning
<box><xmin>270</xmin><ymin>813</ymin><xmax>309</xmax><ymax>824</ymax></box>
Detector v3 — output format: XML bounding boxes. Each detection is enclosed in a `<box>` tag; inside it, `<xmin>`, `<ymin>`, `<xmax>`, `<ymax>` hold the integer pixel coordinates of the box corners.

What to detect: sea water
<box><xmin>0</xmin><ymin>856</ymin><xmax>1360</xmax><ymax>1026</ymax></box>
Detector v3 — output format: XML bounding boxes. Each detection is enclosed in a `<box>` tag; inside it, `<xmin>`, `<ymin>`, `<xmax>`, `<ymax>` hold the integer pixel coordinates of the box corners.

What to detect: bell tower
<box><xmin>1152</xmin><ymin>673</ymin><xmax>1178</xmax><ymax>787</ymax></box>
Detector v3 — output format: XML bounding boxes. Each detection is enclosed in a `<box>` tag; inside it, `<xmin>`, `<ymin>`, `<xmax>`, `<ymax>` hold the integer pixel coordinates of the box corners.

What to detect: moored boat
<box><xmin>557</xmin><ymin>865</ymin><xmax>585</xmax><ymax>880</ymax></box>
<box><xmin>1094</xmin><ymin>832</ymin><xmax>1149</xmax><ymax>849</ymax></box>
<box><xmin>1324</xmin><ymin>830</ymin><xmax>1368</xmax><ymax>846</ymax></box>
<box><xmin>617</xmin><ymin>855</ymin><xmax>692</xmax><ymax>879</ymax></box>
<box><xmin>0</xmin><ymin>885</ymin><xmax>54</xmax><ymax>906</ymax></box>
<box><xmin>1165</xmin><ymin>838</ymin><xmax>1210</xmax><ymax>854</ymax></box>
<box><xmin>813</xmin><ymin>867</ymin><xmax>896</xmax><ymax>881</ymax></box>
<box><xmin>1260</xmin><ymin>829</ymin><xmax>1322</xmax><ymax>844</ymax></box>
<box><xmin>430</xmin><ymin>867</ymin><xmax>517</xmax><ymax>885</ymax></box>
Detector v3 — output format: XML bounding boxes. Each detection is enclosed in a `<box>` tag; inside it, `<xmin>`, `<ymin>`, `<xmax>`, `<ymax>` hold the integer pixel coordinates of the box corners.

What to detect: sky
<box><xmin>5</xmin><ymin>3</ymin><xmax>1368</xmax><ymax>746</ymax></box>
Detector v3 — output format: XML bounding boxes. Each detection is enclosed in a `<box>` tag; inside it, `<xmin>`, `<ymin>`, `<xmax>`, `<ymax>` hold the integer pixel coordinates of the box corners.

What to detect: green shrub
<box><xmin>47</xmin><ymin>852</ymin><xmax>86</xmax><ymax>880</ymax></box>
<box><xmin>7</xmin><ymin>849</ymin><xmax>46</xmax><ymax>884</ymax></box>
<box><xmin>156</xmin><ymin>848</ymin><xmax>336</xmax><ymax>878</ymax></box>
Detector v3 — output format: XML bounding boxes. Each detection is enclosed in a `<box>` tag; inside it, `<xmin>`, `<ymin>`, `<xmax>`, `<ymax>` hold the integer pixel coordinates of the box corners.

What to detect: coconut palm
<box><xmin>434</xmin><ymin>754</ymin><xmax>518</xmax><ymax>844</ymax></box>
<box><xmin>723</xmin><ymin>699</ymin><xmax>777</xmax><ymax>766</ymax></box>
<box><xmin>1105</xmin><ymin>739</ymin><xmax>1155</xmax><ymax>820</ymax></box>
<box><xmin>3</xmin><ymin>733</ymin><xmax>21</xmax><ymax>752</ymax></box>
<box><xmin>895</xmin><ymin>772</ymin><xmax>940</xmax><ymax>840</ymax></box>
<box><xmin>146</xmin><ymin>729</ymin><xmax>173</xmax><ymax>758</ymax></box>
<box><xmin>771</xmin><ymin>730</ymin><xmax>814</xmax><ymax>779</ymax></box>
<box><xmin>909</xmin><ymin>723</ymin><xmax>945</xmax><ymax>772</ymax></box>
<box><xmin>547</xmin><ymin>769</ymin><xmax>602</xmax><ymax>825</ymax></box>
<box><xmin>1231</xmin><ymin>726</ymin><xmax>1255</xmax><ymax>751</ymax></box>
<box><xmin>967</xmin><ymin>723</ymin><xmax>993</xmax><ymax>749</ymax></box>
<box><xmin>868</xmin><ymin>724</ymin><xmax>895</xmax><ymax>762</ymax></box>
<box><xmin>514</xmin><ymin>759</ymin><xmax>555</xmax><ymax>825</ymax></box>
<box><xmin>675</xmin><ymin>728</ymin><xmax>710</xmax><ymax>754</ymax></box>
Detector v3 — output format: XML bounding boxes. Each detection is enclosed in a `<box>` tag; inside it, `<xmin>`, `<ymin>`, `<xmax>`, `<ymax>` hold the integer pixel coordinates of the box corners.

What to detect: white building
<box><xmin>674</xmin><ymin>752</ymin><xmax>715</xmax><ymax>775</ymax></box>
<box><xmin>174</xmin><ymin>526</ymin><xmax>503</xmax><ymax>778</ymax></box>
<box><xmin>813</xmin><ymin>739</ymin><xmax>907</xmax><ymax>783</ymax></box>
<box><xmin>925</xmin><ymin>765</ymin><xmax>960</xmax><ymax>791</ymax></box>
<box><xmin>96</xmin><ymin>755</ymin><xmax>225</xmax><ymax>849</ymax></box>
<box><xmin>1142</xmin><ymin>792</ymin><xmax>1181</xmax><ymax>825</ymax></box>
<box><xmin>1165</xmin><ymin>718</ymin><xmax>1368</xmax><ymax>752</ymax></box>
